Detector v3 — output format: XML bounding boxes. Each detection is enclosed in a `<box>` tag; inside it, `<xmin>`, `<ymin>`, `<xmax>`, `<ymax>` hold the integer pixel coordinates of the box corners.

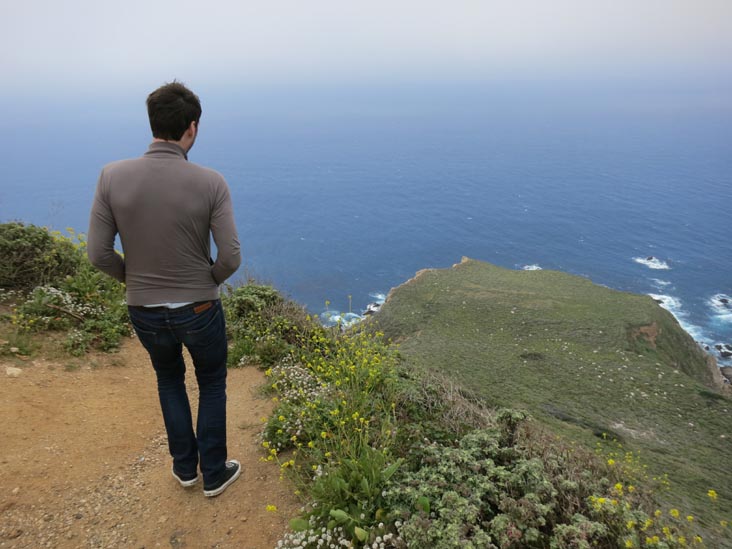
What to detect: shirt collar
<box><xmin>144</xmin><ymin>141</ymin><xmax>188</xmax><ymax>160</ymax></box>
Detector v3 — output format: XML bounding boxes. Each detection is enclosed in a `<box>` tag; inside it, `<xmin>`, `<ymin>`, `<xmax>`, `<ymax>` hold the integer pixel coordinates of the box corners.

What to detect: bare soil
<box><xmin>0</xmin><ymin>340</ymin><xmax>299</xmax><ymax>548</ymax></box>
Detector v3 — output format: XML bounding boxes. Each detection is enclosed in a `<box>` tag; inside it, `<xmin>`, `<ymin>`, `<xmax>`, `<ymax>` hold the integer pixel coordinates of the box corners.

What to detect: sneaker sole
<box><xmin>172</xmin><ymin>469</ymin><xmax>200</xmax><ymax>488</ymax></box>
<box><xmin>203</xmin><ymin>460</ymin><xmax>241</xmax><ymax>497</ymax></box>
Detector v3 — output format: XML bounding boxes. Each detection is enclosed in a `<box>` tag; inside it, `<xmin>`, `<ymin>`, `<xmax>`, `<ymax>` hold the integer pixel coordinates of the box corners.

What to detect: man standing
<box><xmin>88</xmin><ymin>81</ymin><xmax>242</xmax><ymax>497</ymax></box>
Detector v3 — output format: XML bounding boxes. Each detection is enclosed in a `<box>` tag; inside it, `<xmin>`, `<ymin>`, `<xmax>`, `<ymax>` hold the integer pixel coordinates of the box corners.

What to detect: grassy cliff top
<box><xmin>374</xmin><ymin>258</ymin><xmax>731</xmax><ymax>528</ymax></box>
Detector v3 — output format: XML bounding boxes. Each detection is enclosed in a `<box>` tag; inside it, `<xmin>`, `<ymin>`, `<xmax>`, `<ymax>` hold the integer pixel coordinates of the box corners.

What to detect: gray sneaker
<box><xmin>172</xmin><ymin>468</ymin><xmax>200</xmax><ymax>488</ymax></box>
<box><xmin>203</xmin><ymin>460</ymin><xmax>241</xmax><ymax>497</ymax></box>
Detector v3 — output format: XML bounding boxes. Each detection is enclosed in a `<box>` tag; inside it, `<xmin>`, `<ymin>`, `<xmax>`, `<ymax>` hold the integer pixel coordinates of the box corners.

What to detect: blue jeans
<box><xmin>128</xmin><ymin>300</ymin><xmax>228</xmax><ymax>486</ymax></box>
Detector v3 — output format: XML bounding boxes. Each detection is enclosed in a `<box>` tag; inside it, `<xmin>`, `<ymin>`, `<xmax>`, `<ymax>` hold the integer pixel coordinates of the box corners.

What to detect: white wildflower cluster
<box><xmin>368</xmin><ymin>533</ymin><xmax>398</xmax><ymax>549</ymax></box>
<box><xmin>236</xmin><ymin>354</ymin><xmax>255</xmax><ymax>367</ymax></box>
<box><xmin>0</xmin><ymin>288</ymin><xmax>20</xmax><ymax>303</ymax></box>
<box><xmin>276</xmin><ymin>517</ymin><xmax>352</xmax><ymax>549</ymax></box>
<box><xmin>271</xmin><ymin>357</ymin><xmax>328</xmax><ymax>404</ymax></box>
<box><xmin>276</xmin><ymin>516</ymin><xmax>402</xmax><ymax>549</ymax></box>
<box><xmin>64</xmin><ymin>328</ymin><xmax>89</xmax><ymax>355</ymax></box>
<box><xmin>28</xmin><ymin>286</ymin><xmax>104</xmax><ymax>318</ymax></box>
<box><xmin>312</xmin><ymin>464</ymin><xmax>324</xmax><ymax>480</ymax></box>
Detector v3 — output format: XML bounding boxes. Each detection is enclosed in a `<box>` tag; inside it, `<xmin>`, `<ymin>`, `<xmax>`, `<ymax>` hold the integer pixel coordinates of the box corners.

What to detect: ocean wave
<box><xmin>709</xmin><ymin>293</ymin><xmax>732</xmax><ymax>324</ymax></box>
<box><xmin>648</xmin><ymin>293</ymin><xmax>706</xmax><ymax>341</ymax></box>
<box><xmin>320</xmin><ymin>291</ymin><xmax>387</xmax><ymax>328</ymax></box>
<box><xmin>649</xmin><ymin>293</ymin><xmax>682</xmax><ymax>311</ymax></box>
<box><xmin>634</xmin><ymin>256</ymin><xmax>670</xmax><ymax>270</ymax></box>
<box><xmin>522</xmin><ymin>264</ymin><xmax>543</xmax><ymax>271</ymax></box>
<box><xmin>651</xmin><ymin>278</ymin><xmax>671</xmax><ymax>287</ymax></box>
<box><xmin>319</xmin><ymin>311</ymin><xmax>363</xmax><ymax>328</ymax></box>
<box><xmin>369</xmin><ymin>292</ymin><xmax>387</xmax><ymax>304</ymax></box>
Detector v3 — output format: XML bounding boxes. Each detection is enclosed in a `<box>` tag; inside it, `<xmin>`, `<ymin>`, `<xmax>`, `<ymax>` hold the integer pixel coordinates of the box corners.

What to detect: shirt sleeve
<box><xmin>210</xmin><ymin>178</ymin><xmax>241</xmax><ymax>284</ymax></box>
<box><xmin>87</xmin><ymin>171</ymin><xmax>126</xmax><ymax>283</ymax></box>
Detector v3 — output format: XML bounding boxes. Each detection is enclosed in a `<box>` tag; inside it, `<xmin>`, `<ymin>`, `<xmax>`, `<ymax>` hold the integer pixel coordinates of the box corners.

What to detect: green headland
<box><xmin>374</xmin><ymin>257</ymin><xmax>731</xmax><ymax>534</ymax></box>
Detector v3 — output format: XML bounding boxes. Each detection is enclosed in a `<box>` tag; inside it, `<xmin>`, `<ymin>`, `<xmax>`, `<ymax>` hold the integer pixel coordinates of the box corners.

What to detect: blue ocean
<box><xmin>1</xmin><ymin>84</ymin><xmax>730</xmax><ymax>364</ymax></box>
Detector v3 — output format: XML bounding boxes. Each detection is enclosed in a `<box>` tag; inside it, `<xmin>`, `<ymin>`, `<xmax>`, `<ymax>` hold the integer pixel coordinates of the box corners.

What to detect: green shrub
<box><xmin>1</xmin><ymin>225</ymin><xmax>130</xmax><ymax>355</ymax></box>
<box><xmin>222</xmin><ymin>283</ymin><xmax>316</xmax><ymax>367</ymax></box>
<box><xmin>0</xmin><ymin>223</ymin><xmax>81</xmax><ymax>290</ymax></box>
<box><xmin>224</xmin><ymin>283</ymin><xmax>283</xmax><ymax>319</ymax></box>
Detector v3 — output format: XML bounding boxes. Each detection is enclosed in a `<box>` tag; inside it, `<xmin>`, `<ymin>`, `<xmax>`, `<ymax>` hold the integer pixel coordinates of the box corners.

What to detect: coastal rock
<box><xmin>363</xmin><ymin>302</ymin><xmax>382</xmax><ymax>316</ymax></box>
<box><xmin>714</xmin><ymin>343</ymin><xmax>732</xmax><ymax>356</ymax></box>
<box><xmin>719</xmin><ymin>297</ymin><xmax>729</xmax><ymax>305</ymax></box>
<box><xmin>721</xmin><ymin>367</ymin><xmax>732</xmax><ymax>383</ymax></box>
<box><xmin>6</xmin><ymin>366</ymin><xmax>22</xmax><ymax>378</ymax></box>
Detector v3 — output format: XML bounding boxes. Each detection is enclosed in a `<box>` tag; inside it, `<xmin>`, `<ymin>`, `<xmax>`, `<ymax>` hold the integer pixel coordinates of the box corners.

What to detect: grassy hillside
<box><xmin>374</xmin><ymin>258</ymin><xmax>731</xmax><ymax>537</ymax></box>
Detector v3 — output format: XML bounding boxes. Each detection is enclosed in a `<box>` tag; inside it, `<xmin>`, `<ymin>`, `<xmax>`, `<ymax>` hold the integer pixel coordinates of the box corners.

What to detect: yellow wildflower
<box><xmin>670</xmin><ymin>508</ymin><xmax>680</xmax><ymax>518</ymax></box>
<box><xmin>707</xmin><ymin>489</ymin><xmax>718</xmax><ymax>501</ymax></box>
<box><xmin>608</xmin><ymin>459</ymin><xmax>616</xmax><ymax>466</ymax></box>
<box><xmin>625</xmin><ymin>540</ymin><xmax>634</xmax><ymax>548</ymax></box>
<box><xmin>686</xmin><ymin>515</ymin><xmax>694</xmax><ymax>522</ymax></box>
<box><xmin>266</xmin><ymin>505</ymin><xmax>277</xmax><ymax>512</ymax></box>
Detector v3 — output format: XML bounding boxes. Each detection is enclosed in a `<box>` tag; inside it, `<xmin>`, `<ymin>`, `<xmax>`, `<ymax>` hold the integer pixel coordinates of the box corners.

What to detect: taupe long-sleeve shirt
<box><xmin>88</xmin><ymin>142</ymin><xmax>241</xmax><ymax>306</ymax></box>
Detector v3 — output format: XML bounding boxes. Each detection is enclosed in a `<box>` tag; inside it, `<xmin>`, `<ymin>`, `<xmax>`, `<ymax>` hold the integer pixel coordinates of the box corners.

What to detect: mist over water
<box><xmin>1</xmin><ymin>84</ymin><xmax>730</xmax><ymax>361</ymax></box>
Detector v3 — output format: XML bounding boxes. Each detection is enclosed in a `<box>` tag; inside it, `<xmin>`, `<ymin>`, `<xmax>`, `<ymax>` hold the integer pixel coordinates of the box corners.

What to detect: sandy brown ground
<box><xmin>0</xmin><ymin>340</ymin><xmax>300</xmax><ymax>548</ymax></box>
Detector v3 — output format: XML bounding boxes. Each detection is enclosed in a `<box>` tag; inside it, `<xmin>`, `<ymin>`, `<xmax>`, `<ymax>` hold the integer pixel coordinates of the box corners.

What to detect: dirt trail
<box><xmin>0</xmin><ymin>340</ymin><xmax>299</xmax><ymax>548</ymax></box>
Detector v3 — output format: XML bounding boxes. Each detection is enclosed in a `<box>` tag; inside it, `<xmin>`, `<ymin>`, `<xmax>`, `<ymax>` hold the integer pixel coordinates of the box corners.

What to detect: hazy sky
<box><xmin>2</xmin><ymin>0</ymin><xmax>731</xmax><ymax>97</ymax></box>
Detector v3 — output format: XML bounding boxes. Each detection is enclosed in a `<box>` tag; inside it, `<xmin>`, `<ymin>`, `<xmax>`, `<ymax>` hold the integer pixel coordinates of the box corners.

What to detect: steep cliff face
<box><xmin>372</xmin><ymin>258</ymin><xmax>730</xmax><ymax>520</ymax></box>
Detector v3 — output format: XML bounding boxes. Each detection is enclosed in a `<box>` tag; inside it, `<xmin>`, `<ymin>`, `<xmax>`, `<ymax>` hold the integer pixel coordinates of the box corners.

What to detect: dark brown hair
<box><xmin>146</xmin><ymin>81</ymin><xmax>202</xmax><ymax>141</ymax></box>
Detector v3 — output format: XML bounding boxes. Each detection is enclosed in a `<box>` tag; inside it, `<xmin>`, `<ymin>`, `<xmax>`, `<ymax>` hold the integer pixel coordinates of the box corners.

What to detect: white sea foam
<box><xmin>709</xmin><ymin>294</ymin><xmax>732</xmax><ymax>324</ymax></box>
<box><xmin>633</xmin><ymin>257</ymin><xmax>670</xmax><ymax>270</ymax></box>
<box><xmin>369</xmin><ymin>292</ymin><xmax>387</xmax><ymax>304</ymax></box>
<box><xmin>522</xmin><ymin>264</ymin><xmax>543</xmax><ymax>271</ymax></box>
<box><xmin>320</xmin><ymin>311</ymin><xmax>363</xmax><ymax>328</ymax></box>
<box><xmin>651</xmin><ymin>278</ymin><xmax>671</xmax><ymax>287</ymax></box>
<box><xmin>648</xmin><ymin>294</ymin><xmax>706</xmax><ymax>342</ymax></box>
<box><xmin>649</xmin><ymin>294</ymin><xmax>682</xmax><ymax>311</ymax></box>
<box><xmin>319</xmin><ymin>292</ymin><xmax>386</xmax><ymax>328</ymax></box>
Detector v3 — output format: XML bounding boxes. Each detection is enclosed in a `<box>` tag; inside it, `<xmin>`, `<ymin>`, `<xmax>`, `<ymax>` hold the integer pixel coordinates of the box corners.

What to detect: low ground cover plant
<box><xmin>226</xmin><ymin>286</ymin><xmax>730</xmax><ymax>548</ymax></box>
<box><xmin>0</xmin><ymin>223</ymin><xmax>130</xmax><ymax>355</ymax></box>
